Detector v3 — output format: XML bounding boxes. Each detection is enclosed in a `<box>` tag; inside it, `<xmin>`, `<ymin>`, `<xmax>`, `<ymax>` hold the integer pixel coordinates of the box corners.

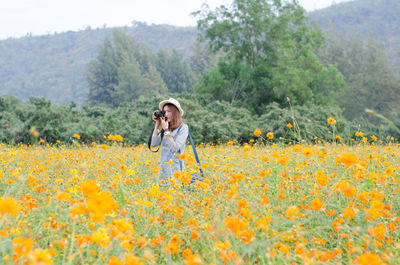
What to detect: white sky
<box><xmin>0</xmin><ymin>0</ymin><xmax>351</xmax><ymax>40</ymax></box>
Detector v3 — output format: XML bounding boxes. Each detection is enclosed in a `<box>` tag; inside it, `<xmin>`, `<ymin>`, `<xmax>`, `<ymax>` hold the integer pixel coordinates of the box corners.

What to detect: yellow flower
<box><xmin>266</xmin><ymin>132</ymin><xmax>274</xmax><ymax>139</ymax></box>
<box><xmin>0</xmin><ymin>197</ymin><xmax>19</xmax><ymax>217</ymax></box>
<box><xmin>355</xmin><ymin>131</ymin><xmax>363</xmax><ymax>137</ymax></box>
<box><xmin>27</xmin><ymin>248</ymin><xmax>53</xmax><ymax>265</ymax></box>
<box><xmin>73</xmin><ymin>134</ymin><xmax>81</xmax><ymax>139</ymax></box>
<box><xmin>327</xmin><ymin>117</ymin><xmax>336</xmax><ymax>125</ymax></box>
<box><xmin>285</xmin><ymin>206</ymin><xmax>300</xmax><ymax>220</ymax></box>
<box><xmin>385</xmin><ymin>166</ymin><xmax>394</xmax><ymax>176</ymax></box>
<box><xmin>80</xmin><ymin>179</ymin><xmax>100</xmax><ymax>197</ymax></box>
<box><xmin>310</xmin><ymin>198</ymin><xmax>323</xmax><ymax>211</ymax></box>
<box><xmin>355</xmin><ymin>253</ymin><xmax>385</xmax><ymax>265</ymax></box>
<box><xmin>336</xmin><ymin>153</ymin><xmax>359</xmax><ymax>167</ymax></box>
<box><xmin>302</xmin><ymin>148</ymin><xmax>313</xmax><ymax>157</ymax></box>
<box><xmin>286</xmin><ymin>123</ymin><xmax>293</xmax><ymax>128</ymax></box>
<box><xmin>12</xmin><ymin>237</ymin><xmax>34</xmax><ymax>257</ymax></box>
<box><xmin>343</xmin><ymin>207</ymin><xmax>356</xmax><ymax>220</ymax></box>
<box><xmin>253</xmin><ymin>129</ymin><xmax>262</xmax><ymax>137</ymax></box>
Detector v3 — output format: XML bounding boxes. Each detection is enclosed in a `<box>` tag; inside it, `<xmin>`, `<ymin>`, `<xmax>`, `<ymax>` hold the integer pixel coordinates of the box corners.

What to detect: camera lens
<box><xmin>154</xmin><ymin>110</ymin><xmax>165</xmax><ymax>118</ymax></box>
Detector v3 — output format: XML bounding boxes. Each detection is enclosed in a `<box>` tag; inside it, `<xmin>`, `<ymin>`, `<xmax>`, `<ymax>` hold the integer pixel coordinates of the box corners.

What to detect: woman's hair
<box><xmin>163</xmin><ymin>103</ymin><xmax>182</xmax><ymax>130</ymax></box>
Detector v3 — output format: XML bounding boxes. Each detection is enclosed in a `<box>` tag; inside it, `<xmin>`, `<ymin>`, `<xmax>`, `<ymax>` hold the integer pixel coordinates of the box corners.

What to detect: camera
<box><xmin>154</xmin><ymin>110</ymin><xmax>165</xmax><ymax>118</ymax></box>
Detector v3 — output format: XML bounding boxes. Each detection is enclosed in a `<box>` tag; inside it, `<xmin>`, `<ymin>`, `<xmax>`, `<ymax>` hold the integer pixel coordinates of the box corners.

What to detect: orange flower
<box><xmin>327</xmin><ymin>117</ymin><xmax>336</xmax><ymax>125</ymax></box>
<box><xmin>186</xmin><ymin>253</ymin><xmax>203</xmax><ymax>265</ymax></box>
<box><xmin>123</xmin><ymin>253</ymin><xmax>143</xmax><ymax>265</ymax></box>
<box><xmin>190</xmin><ymin>230</ymin><xmax>200</xmax><ymax>240</ymax></box>
<box><xmin>224</xmin><ymin>216</ymin><xmax>248</xmax><ymax>237</ymax></box>
<box><xmin>109</xmin><ymin>256</ymin><xmax>123</xmax><ymax>265</ymax></box>
<box><xmin>13</xmin><ymin>237</ymin><xmax>34</xmax><ymax>257</ymax></box>
<box><xmin>0</xmin><ymin>197</ymin><xmax>19</xmax><ymax>217</ymax></box>
<box><xmin>387</xmin><ymin>222</ymin><xmax>397</xmax><ymax>232</ymax></box>
<box><xmin>338</xmin><ymin>180</ymin><xmax>357</xmax><ymax>199</ymax></box>
<box><xmin>86</xmin><ymin>190</ymin><xmax>118</xmax><ymax>216</ymax></box>
<box><xmin>384</xmin><ymin>167</ymin><xmax>394</xmax><ymax>176</ymax></box>
<box><xmin>266</xmin><ymin>132</ymin><xmax>274</xmax><ymax>139</ymax></box>
<box><xmin>27</xmin><ymin>248</ymin><xmax>53</xmax><ymax>265</ymax></box>
<box><xmin>357</xmin><ymin>191</ymin><xmax>369</xmax><ymax>204</ymax></box>
<box><xmin>316</xmin><ymin>170</ymin><xmax>328</xmax><ymax>187</ymax></box>
<box><xmin>302</xmin><ymin>148</ymin><xmax>313</xmax><ymax>157</ymax></box>
<box><xmin>355</xmin><ymin>131</ymin><xmax>364</xmax><ymax>137</ymax></box>
<box><xmin>312</xmin><ymin>237</ymin><xmax>327</xmax><ymax>245</ymax></box>
<box><xmin>277</xmin><ymin>156</ymin><xmax>289</xmax><ymax>165</ymax></box>
<box><xmin>81</xmin><ymin>180</ymin><xmax>100</xmax><ymax>198</ymax></box>
<box><xmin>70</xmin><ymin>203</ymin><xmax>87</xmax><ymax>217</ymax></box>
<box><xmin>292</xmin><ymin>144</ymin><xmax>302</xmax><ymax>152</ymax></box>
<box><xmin>178</xmin><ymin>153</ymin><xmax>187</xmax><ymax>160</ymax></box>
<box><xmin>336</xmin><ymin>153</ymin><xmax>359</xmax><ymax>167</ymax></box>
<box><xmin>286</xmin><ymin>123</ymin><xmax>293</xmax><ymax>128</ymax></box>
<box><xmin>215</xmin><ymin>241</ymin><xmax>231</xmax><ymax>252</ymax></box>
<box><xmin>285</xmin><ymin>206</ymin><xmax>300</xmax><ymax>220</ymax></box>
<box><xmin>108</xmin><ymin>134</ymin><xmax>124</xmax><ymax>142</ymax></box>
<box><xmin>164</xmin><ymin>242</ymin><xmax>180</xmax><ymax>254</ymax></box>
<box><xmin>343</xmin><ymin>207</ymin><xmax>356</xmax><ymax>220</ymax></box>
<box><xmin>253</xmin><ymin>129</ymin><xmax>262</xmax><ymax>137</ymax></box>
<box><xmin>355</xmin><ymin>253</ymin><xmax>385</xmax><ymax>265</ymax></box>
<box><xmin>310</xmin><ymin>198</ymin><xmax>323</xmax><ymax>211</ymax></box>
<box><xmin>73</xmin><ymin>134</ymin><xmax>81</xmax><ymax>139</ymax></box>
<box><xmin>369</xmin><ymin>224</ymin><xmax>386</xmax><ymax>241</ymax></box>
<box><xmin>241</xmin><ymin>229</ymin><xmax>254</xmax><ymax>244</ymax></box>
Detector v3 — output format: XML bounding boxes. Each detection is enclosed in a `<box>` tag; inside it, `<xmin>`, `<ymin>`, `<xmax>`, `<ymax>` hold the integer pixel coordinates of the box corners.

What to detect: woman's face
<box><xmin>163</xmin><ymin>105</ymin><xmax>175</xmax><ymax>123</ymax></box>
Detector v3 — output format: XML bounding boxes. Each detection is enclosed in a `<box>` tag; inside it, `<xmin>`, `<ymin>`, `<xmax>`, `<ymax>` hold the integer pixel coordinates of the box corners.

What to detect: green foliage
<box><xmin>0</xmin><ymin>95</ymin><xmax>25</xmax><ymax>143</ymax></box>
<box><xmin>309</xmin><ymin>0</ymin><xmax>400</xmax><ymax>66</ymax></box>
<box><xmin>317</xmin><ymin>28</ymin><xmax>400</xmax><ymax>121</ymax></box>
<box><xmin>188</xmin><ymin>41</ymin><xmax>219</xmax><ymax>75</ymax></box>
<box><xmin>155</xmin><ymin>49</ymin><xmax>196</xmax><ymax>93</ymax></box>
<box><xmin>3</xmin><ymin>94</ymin><xmax>400</xmax><ymax>145</ymax></box>
<box><xmin>0</xmin><ymin>23</ymin><xmax>197</xmax><ymax>105</ymax></box>
<box><xmin>193</xmin><ymin>0</ymin><xmax>344</xmax><ymax>114</ymax></box>
<box><xmin>256</xmin><ymin>102</ymin><xmax>350</xmax><ymax>143</ymax></box>
<box><xmin>86</xmin><ymin>30</ymin><xmax>167</xmax><ymax>107</ymax></box>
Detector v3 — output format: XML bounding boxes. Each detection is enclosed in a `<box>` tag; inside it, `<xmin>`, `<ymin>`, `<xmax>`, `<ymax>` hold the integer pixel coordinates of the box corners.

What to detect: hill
<box><xmin>1</xmin><ymin>0</ymin><xmax>400</xmax><ymax>104</ymax></box>
<box><xmin>0</xmin><ymin>22</ymin><xmax>197</xmax><ymax>104</ymax></box>
<box><xmin>309</xmin><ymin>0</ymin><xmax>400</xmax><ymax>65</ymax></box>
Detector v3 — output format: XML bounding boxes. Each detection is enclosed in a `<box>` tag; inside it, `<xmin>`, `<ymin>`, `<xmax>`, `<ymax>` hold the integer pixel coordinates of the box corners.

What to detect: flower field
<box><xmin>0</xmin><ymin>138</ymin><xmax>399</xmax><ymax>264</ymax></box>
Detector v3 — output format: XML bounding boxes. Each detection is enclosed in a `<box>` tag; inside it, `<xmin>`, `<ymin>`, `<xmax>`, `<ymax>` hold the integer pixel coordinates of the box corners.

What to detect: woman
<box><xmin>151</xmin><ymin>98</ymin><xmax>188</xmax><ymax>185</ymax></box>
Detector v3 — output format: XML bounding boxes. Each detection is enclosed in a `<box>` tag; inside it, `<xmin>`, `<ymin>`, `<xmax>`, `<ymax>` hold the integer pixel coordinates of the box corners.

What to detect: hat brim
<box><xmin>159</xmin><ymin>99</ymin><xmax>184</xmax><ymax>116</ymax></box>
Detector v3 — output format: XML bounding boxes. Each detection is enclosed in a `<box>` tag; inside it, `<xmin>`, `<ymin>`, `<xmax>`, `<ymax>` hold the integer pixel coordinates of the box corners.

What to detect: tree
<box><xmin>155</xmin><ymin>49</ymin><xmax>196</xmax><ymax>93</ymax></box>
<box><xmin>189</xmin><ymin>40</ymin><xmax>219</xmax><ymax>75</ymax></box>
<box><xmin>86</xmin><ymin>30</ymin><xmax>167</xmax><ymax>107</ymax></box>
<box><xmin>317</xmin><ymin>26</ymin><xmax>400</xmax><ymax>120</ymax></box>
<box><xmin>87</xmin><ymin>38</ymin><xmax>119</xmax><ymax>106</ymax></box>
<box><xmin>193</xmin><ymin>0</ymin><xmax>344</xmax><ymax>114</ymax></box>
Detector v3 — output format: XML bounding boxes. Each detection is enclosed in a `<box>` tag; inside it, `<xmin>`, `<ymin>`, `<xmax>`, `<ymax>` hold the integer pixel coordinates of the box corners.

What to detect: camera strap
<box><xmin>178</xmin><ymin>127</ymin><xmax>204</xmax><ymax>180</ymax></box>
<box><xmin>148</xmin><ymin>129</ymin><xmax>164</xmax><ymax>152</ymax></box>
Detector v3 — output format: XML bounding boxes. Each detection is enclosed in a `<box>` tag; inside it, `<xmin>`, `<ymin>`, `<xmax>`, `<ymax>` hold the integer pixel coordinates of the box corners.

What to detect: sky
<box><xmin>0</xmin><ymin>0</ymin><xmax>351</xmax><ymax>40</ymax></box>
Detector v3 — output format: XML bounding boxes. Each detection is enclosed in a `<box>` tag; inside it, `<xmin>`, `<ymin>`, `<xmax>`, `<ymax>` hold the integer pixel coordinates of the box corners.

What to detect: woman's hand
<box><xmin>152</xmin><ymin>111</ymin><xmax>161</xmax><ymax>125</ymax></box>
<box><xmin>160</xmin><ymin>116</ymin><xmax>169</xmax><ymax>131</ymax></box>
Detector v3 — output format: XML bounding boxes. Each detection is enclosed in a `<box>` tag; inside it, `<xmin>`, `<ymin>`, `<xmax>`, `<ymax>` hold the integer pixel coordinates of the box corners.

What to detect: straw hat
<box><xmin>159</xmin><ymin>98</ymin><xmax>184</xmax><ymax>116</ymax></box>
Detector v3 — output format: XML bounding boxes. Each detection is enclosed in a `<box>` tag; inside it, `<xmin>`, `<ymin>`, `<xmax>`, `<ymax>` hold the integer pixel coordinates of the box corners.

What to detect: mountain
<box><xmin>0</xmin><ymin>22</ymin><xmax>197</xmax><ymax>104</ymax></box>
<box><xmin>1</xmin><ymin>0</ymin><xmax>400</xmax><ymax>104</ymax></box>
<box><xmin>308</xmin><ymin>0</ymin><xmax>400</xmax><ymax>65</ymax></box>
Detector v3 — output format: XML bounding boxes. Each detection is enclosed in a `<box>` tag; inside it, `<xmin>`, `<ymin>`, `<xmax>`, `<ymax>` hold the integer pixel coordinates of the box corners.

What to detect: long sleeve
<box><xmin>165</xmin><ymin>124</ymin><xmax>189</xmax><ymax>154</ymax></box>
<box><xmin>151</xmin><ymin>135</ymin><xmax>161</xmax><ymax>147</ymax></box>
